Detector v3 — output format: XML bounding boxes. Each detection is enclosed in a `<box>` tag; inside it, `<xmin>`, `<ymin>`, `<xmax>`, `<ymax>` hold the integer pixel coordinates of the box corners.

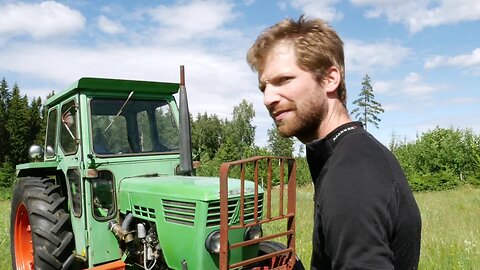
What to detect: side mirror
<box><xmin>46</xmin><ymin>145</ymin><xmax>55</xmax><ymax>158</ymax></box>
<box><xmin>28</xmin><ymin>144</ymin><xmax>44</xmax><ymax>160</ymax></box>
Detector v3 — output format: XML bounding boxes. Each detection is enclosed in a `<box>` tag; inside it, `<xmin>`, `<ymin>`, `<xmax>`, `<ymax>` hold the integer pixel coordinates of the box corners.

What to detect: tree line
<box><xmin>1</xmin><ymin>75</ymin><xmax>478</xmax><ymax>199</ymax></box>
<box><xmin>391</xmin><ymin>127</ymin><xmax>480</xmax><ymax>191</ymax></box>
<box><xmin>0</xmin><ymin>78</ymin><xmax>51</xmax><ymax>192</ymax></box>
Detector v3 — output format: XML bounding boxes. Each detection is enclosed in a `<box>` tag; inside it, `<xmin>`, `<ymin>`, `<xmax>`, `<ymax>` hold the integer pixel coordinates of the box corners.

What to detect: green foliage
<box><xmin>6</xmin><ymin>84</ymin><xmax>31</xmax><ymax>165</ymax></box>
<box><xmin>294</xmin><ymin>157</ymin><xmax>312</xmax><ymax>186</ymax></box>
<box><xmin>0</xmin><ymin>162</ymin><xmax>15</xmax><ymax>190</ymax></box>
<box><xmin>391</xmin><ymin>127</ymin><xmax>480</xmax><ymax>191</ymax></box>
<box><xmin>0</xmin><ymin>79</ymin><xmax>47</xmax><ymax>190</ymax></box>
<box><xmin>351</xmin><ymin>74</ymin><xmax>384</xmax><ymax>130</ymax></box>
<box><xmin>0</xmin><ymin>78</ymin><xmax>11</xmax><ymax>164</ymax></box>
<box><xmin>225</xmin><ymin>99</ymin><xmax>256</xmax><ymax>149</ymax></box>
<box><xmin>28</xmin><ymin>97</ymin><xmax>44</xmax><ymax>145</ymax></box>
<box><xmin>408</xmin><ymin>169</ymin><xmax>460</xmax><ymax>192</ymax></box>
<box><xmin>194</xmin><ymin>99</ymin><xmax>259</xmax><ymax>177</ymax></box>
<box><xmin>192</xmin><ymin>113</ymin><xmax>224</xmax><ymax>160</ymax></box>
<box><xmin>267</xmin><ymin>123</ymin><xmax>294</xmax><ymax>157</ymax></box>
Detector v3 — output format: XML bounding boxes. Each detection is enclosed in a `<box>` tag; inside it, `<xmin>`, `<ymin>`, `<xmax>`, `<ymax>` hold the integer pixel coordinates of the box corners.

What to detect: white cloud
<box><xmin>351</xmin><ymin>0</ymin><xmax>480</xmax><ymax>33</ymax></box>
<box><xmin>98</xmin><ymin>15</ymin><xmax>125</xmax><ymax>34</ymax></box>
<box><xmin>375</xmin><ymin>72</ymin><xmax>440</xmax><ymax>98</ymax></box>
<box><xmin>345</xmin><ymin>40</ymin><xmax>410</xmax><ymax>73</ymax></box>
<box><xmin>445</xmin><ymin>96</ymin><xmax>480</xmax><ymax>105</ymax></box>
<box><xmin>146</xmin><ymin>0</ymin><xmax>240</xmax><ymax>41</ymax></box>
<box><xmin>381</xmin><ymin>102</ymin><xmax>402</xmax><ymax>112</ymax></box>
<box><xmin>0</xmin><ymin>1</ymin><xmax>85</xmax><ymax>40</ymax></box>
<box><xmin>0</xmin><ymin>0</ymin><xmax>273</xmax><ymax>147</ymax></box>
<box><xmin>372</xmin><ymin>80</ymin><xmax>392</xmax><ymax>94</ymax></box>
<box><xmin>1</xmin><ymin>39</ymin><xmax>270</xmax><ymax>145</ymax></box>
<box><xmin>404</xmin><ymin>72</ymin><xmax>421</xmax><ymax>83</ymax></box>
<box><xmin>288</xmin><ymin>0</ymin><xmax>343</xmax><ymax>22</ymax></box>
<box><xmin>425</xmin><ymin>48</ymin><xmax>480</xmax><ymax>69</ymax></box>
<box><xmin>0</xmin><ymin>41</ymin><xmax>260</xmax><ymax>120</ymax></box>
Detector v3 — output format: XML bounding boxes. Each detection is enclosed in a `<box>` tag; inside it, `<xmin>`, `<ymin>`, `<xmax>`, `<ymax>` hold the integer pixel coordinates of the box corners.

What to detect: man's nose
<box><xmin>263</xmin><ymin>85</ymin><xmax>281</xmax><ymax>108</ymax></box>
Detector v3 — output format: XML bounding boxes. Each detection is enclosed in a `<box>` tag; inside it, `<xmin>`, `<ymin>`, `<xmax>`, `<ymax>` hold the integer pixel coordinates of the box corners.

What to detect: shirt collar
<box><xmin>306</xmin><ymin>121</ymin><xmax>363</xmax><ymax>181</ymax></box>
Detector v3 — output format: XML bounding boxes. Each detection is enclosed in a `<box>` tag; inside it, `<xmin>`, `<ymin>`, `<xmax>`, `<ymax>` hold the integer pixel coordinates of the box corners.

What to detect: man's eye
<box><xmin>258</xmin><ymin>84</ymin><xmax>266</xmax><ymax>93</ymax></box>
<box><xmin>279</xmin><ymin>77</ymin><xmax>292</xmax><ymax>84</ymax></box>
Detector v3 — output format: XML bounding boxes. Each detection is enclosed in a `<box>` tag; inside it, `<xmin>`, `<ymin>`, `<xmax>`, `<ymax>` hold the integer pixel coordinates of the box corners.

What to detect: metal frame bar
<box><xmin>219</xmin><ymin>156</ymin><xmax>297</xmax><ymax>270</ymax></box>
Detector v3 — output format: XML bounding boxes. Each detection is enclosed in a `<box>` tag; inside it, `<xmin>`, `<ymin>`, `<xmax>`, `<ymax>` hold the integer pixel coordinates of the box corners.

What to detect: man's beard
<box><xmin>274</xmin><ymin>94</ymin><xmax>327</xmax><ymax>142</ymax></box>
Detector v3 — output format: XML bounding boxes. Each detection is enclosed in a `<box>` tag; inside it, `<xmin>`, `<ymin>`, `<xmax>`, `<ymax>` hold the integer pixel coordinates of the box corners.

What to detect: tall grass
<box><xmin>0</xmin><ymin>200</ymin><xmax>10</xmax><ymax>269</ymax></box>
<box><xmin>0</xmin><ymin>186</ymin><xmax>479</xmax><ymax>269</ymax></box>
<box><xmin>415</xmin><ymin>186</ymin><xmax>480</xmax><ymax>269</ymax></box>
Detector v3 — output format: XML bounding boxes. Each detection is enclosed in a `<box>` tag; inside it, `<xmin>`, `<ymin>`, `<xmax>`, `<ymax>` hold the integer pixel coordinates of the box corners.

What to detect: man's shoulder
<box><xmin>334</xmin><ymin>128</ymin><xmax>389</xmax><ymax>158</ymax></box>
<box><xmin>325</xmin><ymin>130</ymin><xmax>402</xmax><ymax>186</ymax></box>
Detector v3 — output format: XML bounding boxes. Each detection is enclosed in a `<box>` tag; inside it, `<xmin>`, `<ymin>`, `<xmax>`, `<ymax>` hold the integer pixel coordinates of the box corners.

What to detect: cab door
<box><xmin>55</xmin><ymin>96</ymin><xmax>89</xmax><ymax>261</ymax></box>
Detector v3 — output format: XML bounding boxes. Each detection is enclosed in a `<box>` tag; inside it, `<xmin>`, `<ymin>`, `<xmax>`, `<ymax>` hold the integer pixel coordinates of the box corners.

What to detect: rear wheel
<box><xmin>10</xmin><ymin>177</ymin><xmax>75</xmax><ymax>270</ymax></box>
<box><xmin>257</xmin><ymin>241</ymin><xmax>305</xmax><ymax>270</ymax></box>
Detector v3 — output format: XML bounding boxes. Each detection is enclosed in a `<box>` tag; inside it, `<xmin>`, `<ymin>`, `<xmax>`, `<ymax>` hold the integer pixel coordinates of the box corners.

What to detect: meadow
<box><xmin>1</xmin><ymin>185</ymin><xmax>479</xmax><ymax>269</ymax></box>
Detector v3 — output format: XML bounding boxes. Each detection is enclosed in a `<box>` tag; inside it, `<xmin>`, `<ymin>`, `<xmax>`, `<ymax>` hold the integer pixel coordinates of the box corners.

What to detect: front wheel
<box><xmin>257</xmin><ymin>241</ymin><xmax>306</xmax><ymax>270</ymax></box>
<box><xmin>10</xmin><ymin>177</ymin><xmax>75</xmax><ymax>270</ymax></box>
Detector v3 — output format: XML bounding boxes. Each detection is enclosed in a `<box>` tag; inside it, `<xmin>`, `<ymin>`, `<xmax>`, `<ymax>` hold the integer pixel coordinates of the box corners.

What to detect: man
<box><xmin>247</xmin><ymin>16</ymin><xmax>421</xmax><ymax>269</ymax></box>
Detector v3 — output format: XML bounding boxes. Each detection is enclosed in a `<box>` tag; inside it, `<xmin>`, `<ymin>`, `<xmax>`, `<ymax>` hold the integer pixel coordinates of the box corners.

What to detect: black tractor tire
<box><xmin>10</xmin><ymin>177</ymin><xmax>75</xmax><ymax>270</ymax></box>
<box><xmin>258</xmin><ymin>241</ymin><xmax>306</xmax><ymax>270</ymax></box>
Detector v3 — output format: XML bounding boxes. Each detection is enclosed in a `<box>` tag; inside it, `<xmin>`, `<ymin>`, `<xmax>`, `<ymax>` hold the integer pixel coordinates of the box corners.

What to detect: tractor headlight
<box><xmin>244</xmin><ymin>225</ymin><xmax>263</xmax><ymax>241</ymax></box>
<box><xmin>205</xmin><ymin>230</ymin><xmax>221</xmax><ymax>254</ymax></box>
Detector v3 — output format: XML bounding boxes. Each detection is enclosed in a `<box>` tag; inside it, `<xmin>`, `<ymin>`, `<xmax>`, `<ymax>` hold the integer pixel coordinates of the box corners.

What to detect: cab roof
<box><xmin>45</xmin><ymin>77</ymin><xmax>180</xmax><ymax>107</ymax></box>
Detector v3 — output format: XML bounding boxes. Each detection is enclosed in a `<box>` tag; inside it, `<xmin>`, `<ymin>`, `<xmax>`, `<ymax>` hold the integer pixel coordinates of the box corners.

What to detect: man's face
<box><xmin>259</xmin><ymin>42</ymin><xmax>327</xmax><ymax>142</ymax></box>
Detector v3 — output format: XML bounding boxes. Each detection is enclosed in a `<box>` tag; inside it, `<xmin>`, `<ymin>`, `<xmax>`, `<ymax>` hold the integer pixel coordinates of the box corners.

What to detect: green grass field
<box><xmin>1</xmin><ymin>185</ymin><xmax>479</xmax><ymax>269</ymax></box>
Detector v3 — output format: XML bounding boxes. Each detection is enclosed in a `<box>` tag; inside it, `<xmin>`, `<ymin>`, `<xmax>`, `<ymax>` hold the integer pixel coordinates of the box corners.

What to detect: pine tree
<box><xmin>28</xmin><ymin>97</ymin><xmax>44</xmax><ymax>145</ymax></box>
<box><xmin>0</xmin><ymin>78</ymin><xmax>13</xmax><ymax>188</ymax></box>
<box><xmin>351</xmin><ymin>74</ymin><xmax>384</xmax><ymax>130</ymax></box>
<box><xmin>6</xmin><ymin>84</ymin><xmax>30</xmax><ymax>165</ymax></box>
<box><xmin>0</xmin><ymin>78</ymin><xmax>11</xmax><ymax>163</ymax></box>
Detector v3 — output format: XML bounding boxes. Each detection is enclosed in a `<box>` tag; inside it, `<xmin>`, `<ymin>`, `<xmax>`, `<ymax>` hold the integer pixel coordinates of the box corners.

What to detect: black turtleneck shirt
<box><xmin>306</xmin><ymin>122</ymin><xmax>421</xmax><ymax>270</ymax></box>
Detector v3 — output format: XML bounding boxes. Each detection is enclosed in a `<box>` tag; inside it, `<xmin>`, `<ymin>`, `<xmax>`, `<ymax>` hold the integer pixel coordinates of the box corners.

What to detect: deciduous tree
<box><xmin>191</xmin><ymin>112</ymin><xmax>225</xmax><ymax>160</ymax></box>
<box><xmin>226</xmin><ymin>99</ymin><xmax>256</xmax><ymax>148</ymax></box>
<box><xmin>267</xmin><ymin>123</ymin><xmax>294</xmax><ymax>157</ymax></box>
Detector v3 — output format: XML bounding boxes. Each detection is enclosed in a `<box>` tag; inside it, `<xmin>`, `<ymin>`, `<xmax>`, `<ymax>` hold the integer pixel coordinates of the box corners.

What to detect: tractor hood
<box><xmin>118</xmin><ymin>175</ymin><xmax>262</xmax><ymax>202</ymax></box>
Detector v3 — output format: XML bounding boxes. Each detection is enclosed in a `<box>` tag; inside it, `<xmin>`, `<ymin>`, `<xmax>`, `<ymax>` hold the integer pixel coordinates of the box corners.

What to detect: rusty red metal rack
<box><xmin>219</xmin><ymin>156</ymin><xmax>297</xmax><ymax>270</ymax></box>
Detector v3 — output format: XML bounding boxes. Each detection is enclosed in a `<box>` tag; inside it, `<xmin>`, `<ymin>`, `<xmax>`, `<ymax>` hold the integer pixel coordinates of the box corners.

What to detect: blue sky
<box><xmin>1</xmin><ymin>0</ymin><xmax>479</xmax><ymax>149</ymax></box>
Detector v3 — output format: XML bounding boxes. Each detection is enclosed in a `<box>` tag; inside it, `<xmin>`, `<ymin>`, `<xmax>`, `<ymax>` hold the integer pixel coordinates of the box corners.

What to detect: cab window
<box><xmin>90</xmin><ymin>98</ymin><xmax>179</xmax><ymax>155</ymax></box>
<box><xmin>45</xmin><ymin>108</ymin><xmax>58</xmax><ymax>158</ymax></box>
<box><xmin>91</xmin><ymin>171</ymin><xmax>116</xmax><ymax>220</ymax></box>
<box><xmin>60</xmin><ymin>100</ymin><xmax>79</xmax><ymax>155</ymax></box>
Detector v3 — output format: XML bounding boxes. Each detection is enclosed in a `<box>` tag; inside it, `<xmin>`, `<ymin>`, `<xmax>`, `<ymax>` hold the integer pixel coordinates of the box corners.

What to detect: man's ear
<box><xmin>324</xmin><ymin>66</ymin><xmax>341</xmax><ymax>94</ymax></box>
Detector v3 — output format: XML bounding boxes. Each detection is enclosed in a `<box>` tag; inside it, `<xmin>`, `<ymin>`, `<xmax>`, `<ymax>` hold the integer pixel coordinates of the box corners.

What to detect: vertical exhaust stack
<box><xmin>178</xmin><ymin>65</ymin><xmax>193</xmax><ymax>176</ymax></box>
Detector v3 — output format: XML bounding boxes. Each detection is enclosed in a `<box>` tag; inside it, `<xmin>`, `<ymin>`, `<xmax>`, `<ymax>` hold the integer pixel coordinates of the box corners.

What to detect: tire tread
<box><xmin>10</xmin><ymin>176</ymin><xmax>75</xmax><ymax>270</ymax></box>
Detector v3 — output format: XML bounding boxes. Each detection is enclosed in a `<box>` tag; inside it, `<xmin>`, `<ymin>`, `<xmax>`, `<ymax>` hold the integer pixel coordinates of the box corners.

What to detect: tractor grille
<box><xmin>162</xmin><ymin>199</ymin><xmax>196</xmax><ymax>226</ymax></box>
<box><xmin>207</xmin><ymin>194</ymin><xmax>263</xmax><ymax>227</ymax></box>
<box><xmin>133</xmin><ymin>205</ymin><xmax>156</xmax><ymax>220</ymax></box>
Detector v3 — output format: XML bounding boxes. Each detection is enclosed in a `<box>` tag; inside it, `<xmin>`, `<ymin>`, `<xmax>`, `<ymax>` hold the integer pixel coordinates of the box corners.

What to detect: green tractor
<box><xmin>10</xmin><ymin>67</ymin><xmax>304</xmax><ymax>270</ymax></box>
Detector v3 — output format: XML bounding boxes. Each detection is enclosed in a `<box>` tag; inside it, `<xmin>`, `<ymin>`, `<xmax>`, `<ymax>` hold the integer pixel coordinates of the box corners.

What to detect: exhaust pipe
<box><xmin>178</xmin><ymin>65</ymin><xmax>193</xmax><ymax>176</ymax></box>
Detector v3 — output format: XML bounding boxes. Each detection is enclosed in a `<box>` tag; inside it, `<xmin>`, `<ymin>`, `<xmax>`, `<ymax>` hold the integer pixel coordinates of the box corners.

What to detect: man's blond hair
<box><xmin>246</xmin><ymin>15</ymin><xmax>347</xmax><ymax>106</ymax></box>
